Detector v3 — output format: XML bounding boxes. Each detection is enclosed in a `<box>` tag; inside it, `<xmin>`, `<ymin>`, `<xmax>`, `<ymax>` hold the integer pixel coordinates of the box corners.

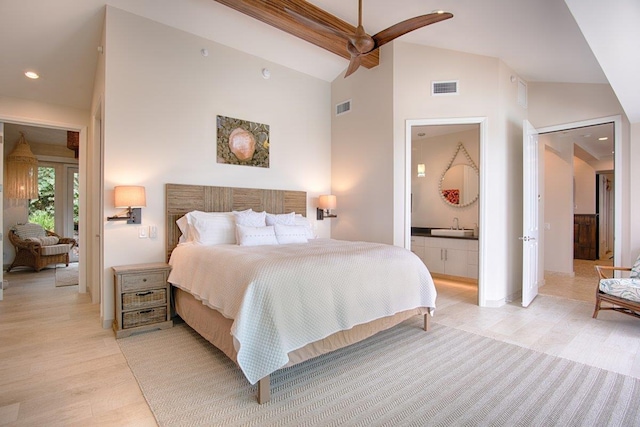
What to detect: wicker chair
<box><xmin>7</xmin><ymin>223</ymin><xmax>77</xmax><ymax>272</ymax></box>
<box><xmin>593</xmin><ymin>254</ymin><xmax>640</xmax><ymax>319</ymax></box>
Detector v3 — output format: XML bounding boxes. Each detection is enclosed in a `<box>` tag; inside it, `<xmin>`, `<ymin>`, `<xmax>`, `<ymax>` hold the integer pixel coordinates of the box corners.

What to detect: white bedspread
<box><xmin>168</xmin><ymin>239</ymin><xmax>436</xmax><ymax>384</ymax></box>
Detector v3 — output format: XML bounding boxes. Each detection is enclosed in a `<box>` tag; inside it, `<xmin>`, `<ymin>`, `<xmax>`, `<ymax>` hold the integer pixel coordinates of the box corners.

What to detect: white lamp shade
<box><xmin>114</xmin><ymin>185</ymin><xmax>146</xmax><ymax>208</ymax></box>
<box><xmin>318</xmin><ymin>194</ymin><xmax>337</xmax><ymax>210</ymax></box>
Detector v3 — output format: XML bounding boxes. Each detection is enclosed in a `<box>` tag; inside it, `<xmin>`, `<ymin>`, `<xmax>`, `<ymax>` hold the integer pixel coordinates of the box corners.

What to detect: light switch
<box><xmin>138</xmin><ymin>226</ymin><xmax>148</xmax><ymax>239</ymax></box>
<box><xmin>149</xmin><ymin>225</ymin><xmax>158</xmax><ymax>239</ymax></box>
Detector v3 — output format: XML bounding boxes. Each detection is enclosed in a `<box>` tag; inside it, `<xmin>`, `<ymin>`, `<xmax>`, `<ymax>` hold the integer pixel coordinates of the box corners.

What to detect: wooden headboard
<box><xmin>165</xmin><ymin>183</ymin><xmax>307</xmax><ymax>260</ymax></box>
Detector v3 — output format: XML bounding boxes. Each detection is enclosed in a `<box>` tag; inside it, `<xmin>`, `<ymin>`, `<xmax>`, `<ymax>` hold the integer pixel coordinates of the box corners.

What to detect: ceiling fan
<box><xmin>285</xmin><ymin>0</ymin><xmax>453</xmax><ymax>77</ymax></box>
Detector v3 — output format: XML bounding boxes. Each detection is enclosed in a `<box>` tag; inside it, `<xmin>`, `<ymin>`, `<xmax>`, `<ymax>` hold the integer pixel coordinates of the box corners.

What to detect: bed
<box><xmin>166</xmin><ymin>183</ymin><xmax>437</xmax><ymax>403</ymax></box>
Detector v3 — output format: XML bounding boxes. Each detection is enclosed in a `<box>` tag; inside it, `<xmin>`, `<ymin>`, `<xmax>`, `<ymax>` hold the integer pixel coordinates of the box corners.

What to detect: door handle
<box><xmin>519</xmin><ymin>236</ymin><xmax>537</xmax><ymax>242</ymax></box>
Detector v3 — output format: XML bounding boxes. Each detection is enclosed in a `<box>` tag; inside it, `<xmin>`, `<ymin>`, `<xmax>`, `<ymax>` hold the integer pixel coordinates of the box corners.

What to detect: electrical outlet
<box><xmin>149</xmin><ymin>225</ymin><xmax>158</xmax><ymax>239</ymax></box>
<box><xmin>138</xmin><ymin>226</ymin><xmax>148</xmax><ymax>239</ymax></box>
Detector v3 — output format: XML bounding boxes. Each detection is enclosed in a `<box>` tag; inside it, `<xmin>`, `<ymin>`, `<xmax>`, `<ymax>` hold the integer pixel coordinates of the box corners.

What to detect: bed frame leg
<box><xmin>423</xmin><ymin>313</ymin><xmax>430</xmax><ymax>331</ymax></box>
<box><xmin>258</xmin><ymin>376</ymin><xmax>270</xmax><ymax>404</ymax></box>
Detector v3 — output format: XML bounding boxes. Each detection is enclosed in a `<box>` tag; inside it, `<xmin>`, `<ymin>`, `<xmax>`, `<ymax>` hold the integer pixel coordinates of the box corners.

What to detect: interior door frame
<box><xmin>537</xmin><ymin>115</ymin><xmax>622</xmax><ymax>268</ymax></box>
<box><xmin>405</xmin><ymin>117</ymin><xmax>488</xmax><ymax>306</ymax></box>
<box><xmin>0</xmin><ymin>116</ymin><xmax>88</xmax><ymax>294</ymax></box>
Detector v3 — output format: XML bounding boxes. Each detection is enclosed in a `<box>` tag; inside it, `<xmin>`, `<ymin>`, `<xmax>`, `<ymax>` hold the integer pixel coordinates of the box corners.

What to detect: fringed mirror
<box><xmin>439</xmin><ymin>142</ymin><xmax>479</xmax><ymax>208</ymax></box>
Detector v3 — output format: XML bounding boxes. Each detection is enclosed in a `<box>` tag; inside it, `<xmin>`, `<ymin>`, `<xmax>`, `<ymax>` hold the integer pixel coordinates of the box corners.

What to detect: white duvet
<box><xmin>168</xmin><ymin>238</ymin><xmax>436</xmax><ymax>384</ymax></box>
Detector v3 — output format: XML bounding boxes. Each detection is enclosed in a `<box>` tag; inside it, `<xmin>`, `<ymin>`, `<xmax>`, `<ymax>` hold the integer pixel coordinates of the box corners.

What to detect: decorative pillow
<box><xmin>265</xmin><ymin>212</ymin><xmax>296</xmax><ymax>226</ymax></box>
<box><xmin>233</xmin><ymin>209</ymin><xmax>267</xmax><ymax>227</ymax></box>
<box><xmin>26</xmin><ymin>236</ymin><xmax>60</xmax><ymax>246</ymax></box>
<box><xmin>293</xmin><ymin>214</ymin><xmax>316</xmax><ymax>239</ymax></box>
<box><xmin>14</xmin><ymin>223</ymin><xmax>46</xmax><ymax>240</ymax></box>
<box><xmin>274</xmin><ymin>224</ymin><xmax>310</xmax><ymax>244</ymax></box>
<box><xmin>236</xmin><ymin>224</ymin><xmax>278</xmax><ymax>246</ymax></box>
<box><xmin>186</xmin><ymin>211</ymin><xmax>236</xmax><ymax>245</ymax></box>
<box><xmin>631</xmin><ymin>254</ymin><xmax>640</xmax><ymax>279</ymax></box>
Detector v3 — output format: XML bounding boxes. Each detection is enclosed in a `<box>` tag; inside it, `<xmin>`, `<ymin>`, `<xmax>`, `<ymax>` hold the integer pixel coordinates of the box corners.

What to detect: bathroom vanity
<box><xmin>411</xmin><ymin>229</ymin><xmax>478</xmax><ymax>279</ymax></box>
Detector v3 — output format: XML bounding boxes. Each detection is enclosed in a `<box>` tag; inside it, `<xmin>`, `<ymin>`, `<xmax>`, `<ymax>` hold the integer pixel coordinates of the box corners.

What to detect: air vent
<box><xmin>335</xmin><ymin>99</ymin><xmax>351</xmax><ymax>116</ymax></box>
<box><xmin>432</xmin><ymin>80</ymin><xmax>459</xmax><ymax>96</ymax></box>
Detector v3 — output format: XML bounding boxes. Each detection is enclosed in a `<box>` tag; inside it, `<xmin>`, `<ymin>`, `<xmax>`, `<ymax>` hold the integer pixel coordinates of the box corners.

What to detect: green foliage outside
<box><xmin>28</xmin><ymin>166</ymin><xmax>78</xmax><ymax>233</ymax></box>
<box><xmin>29</xmin><ymin>166</ymin><xmax>55</xmax><ymax>231</ymax></box>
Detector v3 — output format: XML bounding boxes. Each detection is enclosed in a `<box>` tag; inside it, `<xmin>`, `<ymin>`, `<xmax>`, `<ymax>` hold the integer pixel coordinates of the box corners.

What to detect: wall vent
<box><xmin>335</xmin><ymin>99</ymin><xmax>351</xmax><ymax>116</ymax></box>
<box><xmin>432</xmin><ymin>80</ymin><xmax>459</xmax><ymax>96</ymax></box>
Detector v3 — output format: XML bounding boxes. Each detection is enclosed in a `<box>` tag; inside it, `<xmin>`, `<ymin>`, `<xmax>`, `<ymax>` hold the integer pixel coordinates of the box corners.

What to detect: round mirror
<box><xmin>439</xmin><ymin>164</ymin><xmax>479</xmax><ymax>207</ymax></box>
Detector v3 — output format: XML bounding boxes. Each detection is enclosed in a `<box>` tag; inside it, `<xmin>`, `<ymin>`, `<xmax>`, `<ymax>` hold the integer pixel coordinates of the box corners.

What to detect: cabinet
<box><xmin>411</xmin><ymin>236</ymin><xmax>478</xmax><ymax>279</ymax></box>
<box><xmin>574</xmin><ymin>214</ymin><xmax>598</xmax><ymax>260</ymax></box>
<box><xmin>112</xmin><ymin>262</ymin><xmax>173</xmax><ymax>338</ymax></box>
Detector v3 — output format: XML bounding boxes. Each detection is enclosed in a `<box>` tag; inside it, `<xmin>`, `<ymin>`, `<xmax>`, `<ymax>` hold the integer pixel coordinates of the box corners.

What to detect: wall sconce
<box><xmin>317</xmin><ymin>194</ymin><xmax>337</xmax><ymax>220</ymax></box>
<box><xmin>417</xmin><ymin>163</ymin><xmax>426</xmax><ymax>178</ymax></box>
<box><xmin>107</xmin><ymin>185</ymin><xmax>146</xmax><ymax>224</ymax></box>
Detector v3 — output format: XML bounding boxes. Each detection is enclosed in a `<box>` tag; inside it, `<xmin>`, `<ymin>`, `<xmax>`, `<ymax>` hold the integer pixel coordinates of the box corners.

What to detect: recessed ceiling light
<box><xmin>598</xmin><ymin>137</ymin><xmax>608</xmax><ymax>141</ymax></box>
<box><xmin>24</xmin><ymin>71</ymin><xmax>39</xmax><ymax>79</ymax></box>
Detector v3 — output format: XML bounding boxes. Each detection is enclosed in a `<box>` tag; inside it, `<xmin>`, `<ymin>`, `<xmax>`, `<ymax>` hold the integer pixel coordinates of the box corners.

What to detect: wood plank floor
<box><xmin>1</xmin><ymin>262</ymin><xmax>638</xmax><ymax>425</ymax></box>
<box><xmin>0</xmin><ymin>267</ymin><xmax>156</xmax><ymax>426</ymax></box>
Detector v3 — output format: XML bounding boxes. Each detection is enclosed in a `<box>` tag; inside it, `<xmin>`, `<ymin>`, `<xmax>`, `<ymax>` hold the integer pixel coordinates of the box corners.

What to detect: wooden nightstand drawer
<box><xmin>123</xmin><ymin>307</ymin><xmax>167</xmax><ymax>329</ymax></box>
<box><xmin>122</xmin><ymin>272</ymin><xmax>166</xmax><ymax>291</ymax></box>
<box><xmin>122</xmin><ymin>288</ymin><xmax>167</xmax><ymax>311</ymax></box>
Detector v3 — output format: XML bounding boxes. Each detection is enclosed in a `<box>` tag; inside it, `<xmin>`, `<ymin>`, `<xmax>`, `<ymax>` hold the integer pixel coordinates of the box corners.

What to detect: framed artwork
<box><xmin>216</xmin><ymin>115</ymin><xmax>269</xmax><ymax>168</ymax></box>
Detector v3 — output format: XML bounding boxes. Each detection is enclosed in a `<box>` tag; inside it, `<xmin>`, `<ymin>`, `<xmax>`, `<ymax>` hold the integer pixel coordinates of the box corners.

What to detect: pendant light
<box><xmin>6</xmin><ymin>132</ymin><xmax>39</xmax><ymax>199</ymax></box>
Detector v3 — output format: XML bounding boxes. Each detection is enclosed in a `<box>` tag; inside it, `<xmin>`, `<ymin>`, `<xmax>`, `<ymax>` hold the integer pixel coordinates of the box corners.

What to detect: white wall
<box><xmin>101</xmin><ymin>7</ymin><xmax>332</xmax><ymax>326</ymax></box>
<box><xmin>543</xmin><ymin>138</ymin><xmax>573</xmax><ymax>274</ymax></box>
<box><xmin>412</xmin><ymin>129</ymin><xmax>479</xmax><ymax>230</ymax></box>
<box><xmin>330</xmin><ymin>44</ymin><xmax>394</xmax><ymax>244</ymax></box>
<box><xmin>573</xmin><ymin>157</ymin><xmax>596</xmax><ymax>215</ymax></box>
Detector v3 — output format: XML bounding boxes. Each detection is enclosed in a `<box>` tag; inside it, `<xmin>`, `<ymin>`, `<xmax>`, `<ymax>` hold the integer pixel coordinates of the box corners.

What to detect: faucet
<box><xmin>452</xmin><ymin>217</ymin><xmax>459</xmax><ymax>230</ymax></box>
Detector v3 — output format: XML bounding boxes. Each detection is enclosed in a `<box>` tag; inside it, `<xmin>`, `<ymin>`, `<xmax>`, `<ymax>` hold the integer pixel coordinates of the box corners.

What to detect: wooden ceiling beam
<box><xmin>212</xmin><ymin>0</ymin><xmax>379</xmax><ymax>69</ymax></box>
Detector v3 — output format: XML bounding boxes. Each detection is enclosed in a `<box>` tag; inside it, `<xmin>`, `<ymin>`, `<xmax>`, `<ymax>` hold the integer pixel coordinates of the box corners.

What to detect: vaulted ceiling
<box><xmin>0</xmin><ymin>0</ymin><xmax>637</xmax><ymax>121</ymax></box>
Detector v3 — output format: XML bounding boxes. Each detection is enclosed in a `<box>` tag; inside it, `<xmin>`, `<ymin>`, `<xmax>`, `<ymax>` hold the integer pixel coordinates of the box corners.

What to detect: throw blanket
<box><xmin>168</xmin><ymin>239</ymin><xmax>437</xmax><ymax>384</ymax></box>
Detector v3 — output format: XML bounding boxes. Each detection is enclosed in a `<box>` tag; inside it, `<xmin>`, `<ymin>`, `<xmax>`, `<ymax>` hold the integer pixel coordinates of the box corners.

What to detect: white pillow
<box><xmin>236</xmin><ymin>224</ymin><xmax>278</xmax><ymax>246</ymax></box>
<box><xmin>274</xmin><ymin>224</ymin><xmax>309</xmax><ymax>244</ymax></box>
<box><xmin>233</xmin><ymin>209</ymin><xmax>267</xmax><ymax>227</ymax></box>
<box><xmin>186</xmin><ymin>211</ymin><xmax>236</xmax><ymax>245</ymax></box>
<box><xmin>176</xmin><ymin>215</ymin><xmax>192</xmax><ymax>243</ymax></box>
<box><xmin>294</xmin><ymin>214</ymin><xmax>316</xmax><ymax>239</ymax></box>
<box><xmin>265</xmin><ymin>212</ymin><xmax>296</xmax><ymax>226</ymax></box>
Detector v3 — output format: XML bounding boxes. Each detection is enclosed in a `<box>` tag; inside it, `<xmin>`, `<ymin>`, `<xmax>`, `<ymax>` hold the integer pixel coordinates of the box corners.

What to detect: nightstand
<box><xmin>112</xmin><ymin>262</ymin><xmax>173</xmax><ymax>338</ymax></box>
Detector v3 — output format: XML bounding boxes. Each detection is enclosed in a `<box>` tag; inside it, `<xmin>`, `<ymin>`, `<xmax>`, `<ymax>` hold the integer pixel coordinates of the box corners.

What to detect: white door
<box><xmin>522</xmin><ymin>120</ymin><xmax>540</xmax><ymax>307</ymax></box>
<box><xmin>0</xmin><ymin>122</ymin><xmax>4</xmax><ymax>301</ymax></box>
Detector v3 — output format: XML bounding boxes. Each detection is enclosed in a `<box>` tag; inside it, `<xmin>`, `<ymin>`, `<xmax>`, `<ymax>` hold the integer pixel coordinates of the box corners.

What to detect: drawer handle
<box><xmin>143</xmin><ymin>278</ymin><xmax>147</xmax><ymax>282</ymax></box>
<box><xmin>139</xmin><ymin>309</ymin><xmax>153</xmax><ymax>314</ymax></box>
<box><xmin>136</xmin><ymin>291</ymin><xmax>153</xmax><ymax>296</ymax></box>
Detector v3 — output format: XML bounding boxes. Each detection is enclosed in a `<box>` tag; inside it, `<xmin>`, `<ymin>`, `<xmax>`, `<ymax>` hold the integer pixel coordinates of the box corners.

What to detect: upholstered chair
<box><xmin>593</xmin><ymin>254</ymin><xmax>640</xmax><ymax>319</ymax></box>
<box><xmin>7</xmin><ymin>223</ymin><xmax>77</xmax><ymax>272</ymax></box>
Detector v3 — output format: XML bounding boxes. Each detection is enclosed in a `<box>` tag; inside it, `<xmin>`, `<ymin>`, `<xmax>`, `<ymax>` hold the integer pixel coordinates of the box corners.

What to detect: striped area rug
<box><xmin>118</xmin><ymin>318</ymin><xmax>640</xmax><ymax>426</ymax></box>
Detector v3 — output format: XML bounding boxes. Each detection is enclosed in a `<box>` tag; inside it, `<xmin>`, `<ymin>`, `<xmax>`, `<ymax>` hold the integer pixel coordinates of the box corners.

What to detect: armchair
<box><xmin>593</xmin><ymin>254</ymin><xmax>640</xmax><ymax>319</ymax></box>
<box><xmin>7</xmin><ymin>223</ymin><xmax>77</xmax><ymax>272</ymax></box>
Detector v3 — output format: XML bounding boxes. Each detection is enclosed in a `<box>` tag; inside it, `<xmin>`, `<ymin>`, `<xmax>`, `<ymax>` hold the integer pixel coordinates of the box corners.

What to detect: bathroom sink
<box><xmin>431</xmin><ymin>229</ymin><xmax>474</xmax><ymax>237</ymax></box>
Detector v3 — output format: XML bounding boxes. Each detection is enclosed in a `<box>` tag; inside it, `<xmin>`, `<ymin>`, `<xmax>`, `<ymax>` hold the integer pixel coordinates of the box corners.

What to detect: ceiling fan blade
<box><xmin>344</xmin><ymin>55</ymin><xmax>362</xmax><ymax>78</ymax></box>
<box><xmin>284</xmin><ymin>6</ymin><xmax>350</xmax><ymax>40</ymax></box>
<box><xmin>372</xmin><ymin>12</ymin><xmax>453</xmax><ymax>48</ymax></box>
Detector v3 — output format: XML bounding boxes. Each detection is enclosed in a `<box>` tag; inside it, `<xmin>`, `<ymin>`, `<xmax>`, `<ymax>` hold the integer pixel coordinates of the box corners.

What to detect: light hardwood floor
<box><xmin>0</xmin><ymin>267</ymin><xmax>156</xmax><ymax>426</ymax></box>
<box><xmin>1</xmin><ymin>264</ymin><xmax>639</xmax><ymax>426</ymax></box>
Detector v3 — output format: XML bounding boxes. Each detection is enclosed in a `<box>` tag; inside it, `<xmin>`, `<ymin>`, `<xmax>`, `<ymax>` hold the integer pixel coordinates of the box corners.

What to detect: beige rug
<box><xmin>55</xmin><ymin>263</ymin><xmax>78</xmax><ymax>287</ymax></box>
<box><xmin>118</xmin><ymin>318</ymin><xmax>640</xmax><ymax>426</ymax></box>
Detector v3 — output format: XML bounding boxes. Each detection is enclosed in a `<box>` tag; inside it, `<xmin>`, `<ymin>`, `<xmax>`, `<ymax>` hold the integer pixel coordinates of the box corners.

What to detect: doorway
<box><xmin>405</xmin><ymin>117</ymin><xmax>487</xmax><ymax>306</ymax></box>
<box><xmin>537</xmin><ymin>119</ymin><xmax>619</xmax><ymax>301</ymax></box>
<box><xmin>2</xmin><ymin>123</ymin><xmax>81</xmax><ymax>288</ymax></box>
